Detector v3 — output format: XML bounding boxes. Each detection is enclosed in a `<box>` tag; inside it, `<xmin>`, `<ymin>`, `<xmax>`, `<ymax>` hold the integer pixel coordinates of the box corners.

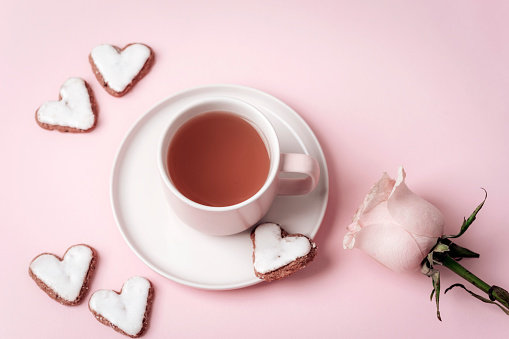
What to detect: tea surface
<box><xmin>167</xmin><ymin>111</ymin><xmax>270</xmax><ymax>207</ymax></box>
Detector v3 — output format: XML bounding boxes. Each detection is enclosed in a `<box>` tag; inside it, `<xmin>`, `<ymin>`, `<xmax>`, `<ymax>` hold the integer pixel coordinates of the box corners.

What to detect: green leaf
<box><xmin>427</xmin><ymin>252</ymin><xmax>434</xmax><ymax>265</ymax></box>
<box><xmin>444</xmin><ymin>189</ymin><xmax>487</xmax><ymax>239</ymax></box>
<box><xmin>445</xmin><ymin>284</ymin><xmax>509</xmax><ymax>315</ymax></box>
<box><xmin>421</xmin><ymin>259</ymin><xmax>442</xmax><ymax>320</ymax></box>
<box><xmin>432</xmin><ymin>270</ymin><xmax>442</xmax><ymax>321</ymax></box>
<box><xmin>423</xmin><ymin>268</ymin><xmax>442</xmax><ymax>321</ymax></box>
<box><xmin>446</xmin><ymin>241</ymin><xmax>480</xmax><ymax>260</ymax></box>
<box><xmin>490</xmin><ymin>286</ymin><xmax>509</xmax><ymax>309</ymax></box>
<box><xmin>433</xmin><ymin>243</ymin><xmax>450</xmax><ymax>253</ymax></box>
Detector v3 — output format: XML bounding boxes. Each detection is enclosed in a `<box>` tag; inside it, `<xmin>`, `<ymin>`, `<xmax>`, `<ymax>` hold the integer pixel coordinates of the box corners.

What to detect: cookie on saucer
<box><xmin>251</xmin><ymin>222</ymin><xmax>317</xmax><ymax>282</ymax></box>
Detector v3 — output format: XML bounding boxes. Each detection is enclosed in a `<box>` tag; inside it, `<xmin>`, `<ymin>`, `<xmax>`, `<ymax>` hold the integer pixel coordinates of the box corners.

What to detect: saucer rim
<box><xmin>110</xmin><ymin>83</ymin><xmax>329</xmax><ymax>290</ymax></box>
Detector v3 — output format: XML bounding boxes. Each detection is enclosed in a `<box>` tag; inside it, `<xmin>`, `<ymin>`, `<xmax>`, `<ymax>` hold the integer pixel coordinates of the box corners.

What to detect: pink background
<box><xmin>2</xmin><ymin>0</ymin><xmax>509</xmax><ymax>338</ymax></box>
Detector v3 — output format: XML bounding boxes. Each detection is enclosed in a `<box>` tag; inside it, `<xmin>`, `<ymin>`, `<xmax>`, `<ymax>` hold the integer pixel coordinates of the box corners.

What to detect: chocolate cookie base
<box><xmin>28</xmin><ymin>244</ymin><xmax>97</xmax><ymax>306</ymax></box>
<box><xmin>89</xmin><ymin>281</ymin><xmax>154</xmax><ymax>338</ymax></box>
<box><xmin>89</xmin><ymin>43</ymin><xmax>155</xmax><ymax>97</ymax></box>
<box><xmin>35</xmin><ymin>80</ymin><xmax>98</xmax><ymax>133</ymax></box>
<box><xmin>251</xmin><ymin>224</ymin><xmax>318</xmax><ymax>282</ymax></box>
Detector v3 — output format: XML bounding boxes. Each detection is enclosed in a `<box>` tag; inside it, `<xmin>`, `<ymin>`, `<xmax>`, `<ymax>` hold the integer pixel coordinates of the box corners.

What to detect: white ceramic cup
<box><xmin>157</xmin><ymin>97</ymin><xmax>320</xmax><ymax>236</ymax></box>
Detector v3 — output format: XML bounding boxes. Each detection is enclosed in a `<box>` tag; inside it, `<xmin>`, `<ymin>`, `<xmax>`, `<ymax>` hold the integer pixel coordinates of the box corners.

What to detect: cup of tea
<box><xmin>157</xmin><ymin>97</ymin><xmax>320</xmax><ymax>235</ymax></box>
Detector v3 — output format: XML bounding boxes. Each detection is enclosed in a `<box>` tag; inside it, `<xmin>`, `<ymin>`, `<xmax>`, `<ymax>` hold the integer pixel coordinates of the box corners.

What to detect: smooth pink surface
<box><xmin>1</xmin><ymin>1</ymin><xmax>508</xmax><ymax>338</ymax></box>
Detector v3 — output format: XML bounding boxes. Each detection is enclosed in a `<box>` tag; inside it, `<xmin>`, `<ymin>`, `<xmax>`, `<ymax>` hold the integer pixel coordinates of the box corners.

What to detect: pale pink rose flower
<box><xmin>343</xmin><ymin>167</ymin><xmax>445</xmax><ymax>272</ymax></box>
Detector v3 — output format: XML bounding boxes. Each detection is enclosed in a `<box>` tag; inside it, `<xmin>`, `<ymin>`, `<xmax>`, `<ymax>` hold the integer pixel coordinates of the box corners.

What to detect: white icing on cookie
<box><xmin>90</xmin><ymin>44</ymin><xmax>151</xmax><ymax>92</ymax></box>
<box><xmin>37</xmin><ymin>77</ymin><xmax>95</xmax><ymax>130</ymax></box>
<box><xmin>253</xmin><ymin>223</ymin><xmax>312</xmax><ymax>274</ymax></box>
<box><xmin>29</xmin><ymin>245</ymin><xmax>94</xmax><ymax>302</ymax></box>
<box><xmin>89</xmin><ymin>276</ymin><xmax>151</xmax><ymax>337</ymax></box>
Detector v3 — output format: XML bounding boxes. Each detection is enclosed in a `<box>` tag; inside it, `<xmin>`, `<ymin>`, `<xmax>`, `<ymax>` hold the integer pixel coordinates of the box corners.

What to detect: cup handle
<box><xmin>278</xmin><ymin>153</ymin><xmax>320</xmax><ymax>195</ymax></box>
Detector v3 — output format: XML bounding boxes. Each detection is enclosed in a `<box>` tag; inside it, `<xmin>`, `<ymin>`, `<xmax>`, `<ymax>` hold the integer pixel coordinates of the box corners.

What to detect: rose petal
<box><xmin>412</xmin><ymin>234</ymin><xmax>441</xmax><ymax>257</ymax></box>
<box><xmin>354</xmin><ymin>223</ymin><xmax>425</xmax><ymax>272</ymax></box>
<box><xmin>343</xmin><ymin>222</ymin><xmax>359</xmax><ymax>249</ymax></box>
<box><xmin>358</xmin><ymin>201</ymin><xmax>393</xmax><ymax>227</ymax></box>
<box><xmin>344</xmin><ymin>172</ymin><xmax>396</xmax><ymax>250</ymax></box>
<box><xmin>387</xmin><ymin>167</ymin><xmax>444</xmax><ymax>238</ymax></box>
<box><xmin>352</xmin><ymin>173</ymin><xmax>395</xmax><ymax>224</ymax></box>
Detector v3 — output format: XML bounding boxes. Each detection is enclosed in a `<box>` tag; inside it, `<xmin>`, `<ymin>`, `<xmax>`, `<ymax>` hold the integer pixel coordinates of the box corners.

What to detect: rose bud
<box><xmin>343</xmin><ymin>166</ymin><xmax>445</xmax><ymax>272</ymax></box>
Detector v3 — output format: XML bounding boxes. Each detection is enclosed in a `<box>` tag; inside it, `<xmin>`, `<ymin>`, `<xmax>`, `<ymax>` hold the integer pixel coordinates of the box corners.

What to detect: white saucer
<box><xmin>110</xmin><ymin>84</ymin><xmax>329</xmax><ymax>290</ymax></box>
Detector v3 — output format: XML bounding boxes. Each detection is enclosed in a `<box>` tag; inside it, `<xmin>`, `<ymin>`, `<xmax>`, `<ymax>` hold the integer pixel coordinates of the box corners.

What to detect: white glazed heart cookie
<box><xmin>89</xmin><ymin>276</ymin><xmax>154</xmax><ymax>338</ymax></box>
<box><xmin>89</xmin><ymin>43</ymin><xmax>155</xmax><ymax>97</ymax></box>
<box><xmin>250</xmin><ymin>222</ymin><xmax>317</xmax><ymax>282</ymax></box>
<box><xmin>36</xmin><ymin>77</ymin><xmax>98</xmax><ymax>133</ymax></box>
<box><xmin>28</xmin><ymin>244</ymin><xmax>97</xmax><ymax>305</ymax></box>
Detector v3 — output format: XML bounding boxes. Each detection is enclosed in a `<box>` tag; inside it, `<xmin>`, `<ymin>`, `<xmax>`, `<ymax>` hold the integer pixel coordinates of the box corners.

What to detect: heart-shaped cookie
<box><xmin>89</xmin><ymin>276</ymin><xmax>154</xmax><ymax>338</ymax></box>
<box><xmin>28</xmin><ymin>244</ymin><xmax>97</xmax><ymax>305</ymax></box>
<box><xmin>35</xmin><ymin>77</ymin><xmax>98</xmax><ymax>133</ymax></box>
<box><xmin>89</xmin><ymin>43</ymin><xmax>155</xmax><ymax>97</ymax></box>
<box><xmin>251</xmin><ymin>222</ymin><xmax>317</xmax><ymax>282</ymax></box>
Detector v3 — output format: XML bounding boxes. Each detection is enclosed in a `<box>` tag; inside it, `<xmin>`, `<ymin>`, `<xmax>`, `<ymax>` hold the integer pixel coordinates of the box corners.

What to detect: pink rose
<box><xmin>343</xmin><ymin>167</ymin><xmax>445</xmax><ymax>272</ymax></box>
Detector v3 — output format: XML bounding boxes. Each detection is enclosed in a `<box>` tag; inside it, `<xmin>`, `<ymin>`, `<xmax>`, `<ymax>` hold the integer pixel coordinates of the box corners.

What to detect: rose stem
<box><xmin>441</xmin><ymin>255</ymin><xmax>509</xmax><ymax>309</ymax></box>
